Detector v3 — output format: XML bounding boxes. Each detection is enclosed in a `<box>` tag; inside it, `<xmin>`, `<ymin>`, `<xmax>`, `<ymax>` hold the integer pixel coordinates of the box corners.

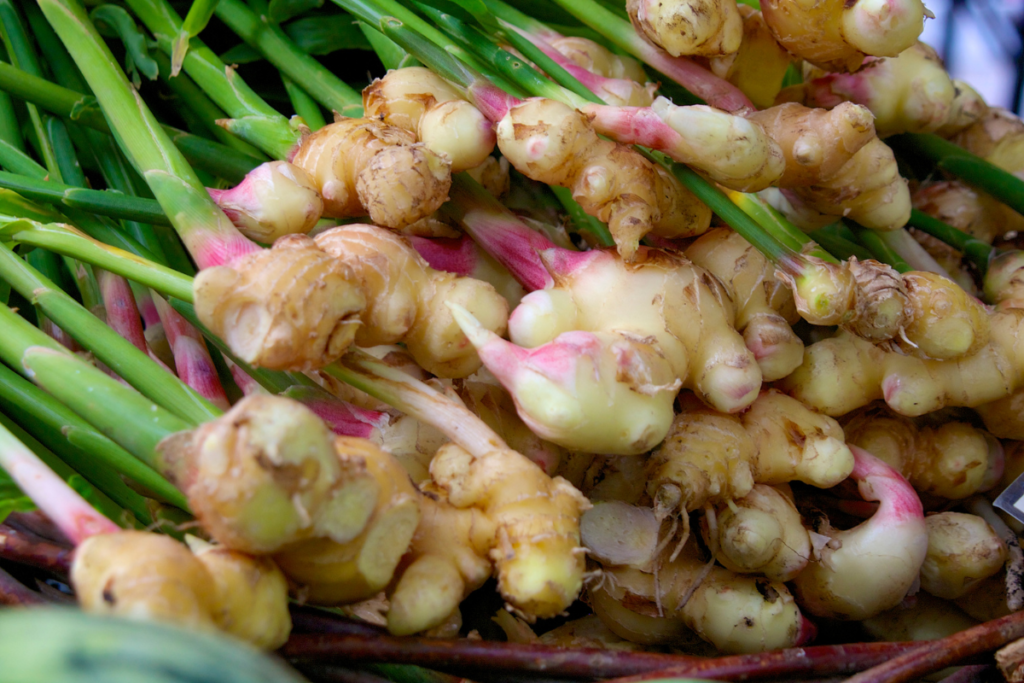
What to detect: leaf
<box><xmin>90</xmin><ymin>6</ymin><xmax>159</xmax><ymax>81</ymax></box>
<box><xmin>267</xmin><ymin>0</ymin><xmax>322</xmax><ymax>25</ymax></box>
<box><xmin>174</xmin><ymin>0</ymin><xmax>222</xmax><ymax>75</ymax></box>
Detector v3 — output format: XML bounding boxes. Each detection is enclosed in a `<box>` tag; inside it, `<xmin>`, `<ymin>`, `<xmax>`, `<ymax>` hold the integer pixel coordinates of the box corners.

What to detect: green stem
<box><xmin>0</xmin><ymin>0</ymin><xmax>62</xmax><ymax>181</ymax></box>
<box><xmin>890</xmin><ymin>133</ymin><xmax>1024</xmax><ymax>219</ymax></box>
<box><xmin>0</xmin><ymin>170</ymin><xmax>170</xmax><ymax>225</ymax></box>
<box><xmin>215</xmin><ymin>0</ymin><xmax>363</xmax><ymax>116</ymax></box>
<box><xmin>808</xmin><ymin>225</ymin><xmax>874</xmax><ymax>262</ymax></box>
<box><xmin>0</xmin><ymin>219</ymin><xmax>194</xmax><ymax>302</ymax></box>
<box><xmin>359</xmin><ymin>21</ymin><xmax>419</xmax><ymax>69</ymax></box>
<box><xmin>283</xmin><ymin>75</ymin><xmax>326</xmax><ymax>131</ymax></box>
<box><xmin>549</xmin><ymin>186</ymin><xmax>613</xmax><ymax>246</ymax></box>
<box><xmin>0</xmin><ymin>139</ymin><xmax>47</xmax><ymax>178</ymax></box>
<box><xmin>413</xmin><ymin>3</ymin><xmax>586</xmax><ymax>106</ymax></box>
<box><xmin>38</xmin><ymin>0</ymin><xmax>260</xmax><ymax>269</ymax></box>
<box><xmin>174</xmin><ymin>0</ymin><xmax>222</xmax><ymax>74</ymax></box>
<box><xmin>0</xmin><ymin>241</ymin><xmax>218</xmax><ymax>424</ymax></box>
<box><xmin>0</xmin><ymin>303</ymin><xmax>192</xmax><ymax>483</ymax></box>
<box><xmin>847</xmin><ymin>222</ymin><xmax>911</xmax><ymax>273</ymax></box>
<box><xmin>125</xmin><ymin>0</ymin><xmax>300</xmax><ymax>158</ymax></box>
<box><xmin>908</xmin><ymin>207</ymin><xmax>993</xmax><ymax>275</ymax></box>
<box><xmin>154</xmin><ymin>51</ymin><xmax>267</xmax><ymax>158</ymax></box>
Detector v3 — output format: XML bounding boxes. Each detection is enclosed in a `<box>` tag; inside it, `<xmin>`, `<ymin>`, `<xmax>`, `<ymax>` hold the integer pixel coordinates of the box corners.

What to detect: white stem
<box><xmin>877</xmin><ymin>228</ymin><xmax>953</xmax><ymax>277</ymax></box>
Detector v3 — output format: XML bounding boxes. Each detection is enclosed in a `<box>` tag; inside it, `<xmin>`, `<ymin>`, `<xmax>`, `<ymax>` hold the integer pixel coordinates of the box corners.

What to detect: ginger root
<box><xmin>363</xmin><ymin>68</ymin><xmax>495</xmax><ymax>172</ymax></box>
<box><xmin>207</xmin><ymin>161</ymin><xmax>323</xmax><ymax>243</ymax></box>
<box><xmin>626</xmin><ymin>0</ymin><xmax>743</xmax><ymax>58</ymax></box>
<box><xmin>647</xmin><ymin>390</ymin><xmax>854</xmax><ymax>515</ymax></box>
<box><xmin>72</xmin><ymin>531</ymin><xmax>291</xmax><ymax>649</ymax></box>
<box><xmin>430</xmin><ymin>442</ymin><xmax>590</xmax><ymax>620</ymax></box>
<box><xmin>685</xmin><ymin>227</ymin><xmax>803</xmax><ymax>381</ymax></box>
<box><xmin>290</xmin><ymin>116</ymin><xmax>451</xmax><ymax>229</ymax></box>
<box><xmin>315</xmin><ymin>224</ymin><xmax>508</xmax><ymax>378</ymax></box>
<box><xmin>920</xmin><ymin>512</ymin><xmax>1007</xmax><ymax>600</ymax></box>
<box><xmin>193</xmin><ymin>234</ymin><xmax>364</xmax><ymax>372</ymax></box>
<box><xmin>495</xmin><ymin>97</ymin><xmax>710</xmax><ymax>260</ymax></box>
<box><xmin>761</xmin><ymin>0</ymin><xmax>928</xmax><ymax>72</ymax></box>
<box><xmin>842</xmin><ymin>404</ymin><xmax>999</xmax><ymax>500</ymax></box>
<box><xmin>709</xmin><ymin>6</ymin><xmax>792</xmax><ymax>109</ymax></box>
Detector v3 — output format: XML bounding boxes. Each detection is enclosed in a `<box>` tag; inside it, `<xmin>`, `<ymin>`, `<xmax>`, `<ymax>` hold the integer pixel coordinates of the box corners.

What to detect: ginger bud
<box><xmin>920</xmin><ymin>512</ymin><xmax>1007</xmax><ymax>600</ymax></box>
<box><xmin>626</xmin><ymin>0</ymin><xmax>743</xmax><ymax>58</ymax></box>
<box><xmin>549</xmin><ymin>37</ymin><xmax>648</xmax><ymax>83</ymax></box>
<box><xmin>72</xmin><ymin>531</ymin><xmax>219</xmax><ymax>630</ymax></box>
<box><xmin>291</xmin><ymin>117</ymin><xmax>451</xmax><ymax>229</ymax></box>
<box><xmin>193</xmin><ymin>235</ymin><xmax>364</xmax><ymax>372</ymax></box>
<box><xmin>188</xmin><ymin>537</ymin><xmax>291</xmax><ymax>650</ymax></box>
<box><xmin>176</xmin><ymin>395</ymin><xmax>371</xmax><ymax>554</ymax></box>
<box><xmin>207</xmin><ymin>161</ymin><xmax>322</xmax><ymax>243</ymax></box>
<box><xmin>896</xmin><ymin>271</ymin><xmax>990</xmax><ymax>360</ymax></box>
<box><xmin>847</xmin><ymin>258</ymin><xmax>909</xmax><ymax>342</ymax></box>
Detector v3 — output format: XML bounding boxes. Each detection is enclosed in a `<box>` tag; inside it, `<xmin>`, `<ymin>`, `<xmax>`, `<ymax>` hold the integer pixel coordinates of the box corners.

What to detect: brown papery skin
<box><xmin>495</xmin><ymin>98</ymin><xmax>709</xmax><ymax>261</ymax></box>
<box><xmin>193</xmin><ymin>234</ymin><xmax>365</xmax><ymax>372</ymax></box>
<box><xmin>314</xmin><ymin>224</ymin><xmax>508</xmax><ymax>378</ymax></box>
<box><xmin>291</xmin><ymin>117</ymin><xmax>451</xmax><ymax>229</ymax></box>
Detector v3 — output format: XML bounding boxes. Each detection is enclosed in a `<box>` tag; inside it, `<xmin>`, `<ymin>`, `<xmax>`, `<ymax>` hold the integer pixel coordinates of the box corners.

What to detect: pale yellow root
<box><xmin>954</xmin><ymin>570</ymin><xmax>1012</xmax><ymax>622</ymax></box>
<box><xmin>314</xmin><ymin>224</ymin><xmax>508</xmax><ymax>378</ymax></box>
<box><xmin>363</xmin><ymin>68</ymin><xmax>495</xmax><ymax>172</ymax></box>
<box><xmin>746</xmin><ymin>102</ymin><xmax>876</xmax><ymax>188</ymax></box>
<box><xmin>72</xmin><ymin>531</ymin><xmax>219</xmax><ymax>631</ymax></box>
<box><xmin>761</xmin><ymin>0</ymin><xmax>926</xmax><ymax>72</ymax></box>
<box><xmin>802</xmin><ymin>44</ymin><xmax>963</xmax><ymax>138</ymax></box>
<box><xmin>780</xmin><ymin>309</ymin><xmax>1024</xmax><ymax>417</ymax></box>
<box><xmin>626</xmin><ymin>0</ymin><xmax>743</xmax><ymax>58</ymax></box>
<box><xmin>862</xmin><ymin>593</ymin><xmax>979</xmax><ymax>641</ymax></box>
<box><xmin>457</xmin><ymin>379</ymin><xmax>566</xmax><ymax>475</ymax></box>
<box><xmin>842</xmin><ymin>404</ymin><xmax>996</xmax><ymax>499</ymax></box>
<box><xmin>386</xmin><ymin>492</ymin><xmax>495</xmax><ymax>636</ymax></box>
<box><xmin>430</xmin><ymin>442</ymin><xmax>589</xmax><ymax>621</ymax></box>
<box><xmin>710</xmin><ymin>6</ymin><xmax>792</xmax><ymax>109</ymax></box>
<box><xmin>685</xmin><ymin>228</ymin><xmax>803</xmax><ymax>381</ymax></box>
<box><xmin>171</xmin><ymin>395</ymin><xmax>377</xmax><ymax>554</ymax></box>
<box><xmin>647</xmin><ymin>98</ymin><xmax>785</xmax><ymax>191</ymax></box>
<box><xmin>495</xmin><ymin>97</ymin><xmax>710</xmax><ymax>260</ymax></box>
<box><xmin>537</xmin><ymin>614</ymin><xmax>647</xmax><ymax>651</ymax></box>
<box><xmin>215</xmin><ymin>161</ymin><xmax>323</xmax><ymax>243</ymax></box>
<box><xmin>550</xmin><ymin>37</ymin><xmax>647</xmax><ymax>82</ymax></box>
<box><xmin>895</xmin><ymin>271</ymin><xmax>991</xmax><ymax>360</ymax></box>
<box><xmin>290</xmin><ymin>116</ymin><xmax>451</xmax><ymax>228</ymax></box>
<box><xmin>381</xmin><ymin>414</ymin><xmax>448</xmax><ymax>485</ymax></box>
<box><xmin>646</xmin><ymin>390</ymin><xmax>853</xmax><ymax>515</ymax></box>
<box><xmin>590</xmin><ymin>541</ymin><xmax>803</xmax><ymax>654</ymax></box>
<box><xmin>709</xmin><ymin>484</ymin><xmax>811</xmax><ymax>582</ymax></box>
<box><xmin>273</xmin><ymin>438</ymin><xmax>422</xmax><ymax>605</ymax></box>
<box><xmin>913</xmin><ymin>181</ymin><xmax>1024</xmax><ymax>246</ymax></box>
<box><xmin>580</xmin><ymin>501</ymin><xmax>663</xmax><ymax>570</ymax></box>
<box><xmin>787</xmin><ymin>137</ymin><xmax>911</xmax><ymax>231</ymax></box>
<box><xmin>535</xmin><ymin>248</ymin><xmax>761</xmax><ymax>415</ymax></box>
<box><xmin>920</xmin><ymin>512</ymin><xmax>1008</xmax><ymax>599</ymax></box>
<box><xmin>187</xmin><ymin>537</ymin><xmax>292</xmax><ymax>649</ymax></box>
<box><xmin>193</xmin><ymin>234</ymin><xmax>365</xmax><ymax>372</ymax></box>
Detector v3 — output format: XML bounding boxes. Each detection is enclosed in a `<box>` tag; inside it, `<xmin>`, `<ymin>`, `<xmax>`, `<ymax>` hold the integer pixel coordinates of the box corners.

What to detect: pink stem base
<box><xmin>152</xmin><ymin>294</ymin><xmax>230</xmax><ymax>410</ymax></box>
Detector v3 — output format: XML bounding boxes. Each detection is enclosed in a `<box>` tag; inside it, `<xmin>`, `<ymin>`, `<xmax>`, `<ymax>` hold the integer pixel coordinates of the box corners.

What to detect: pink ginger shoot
<box><xmin>449</xmin><ymin>303</ymin><xmax>678</xmax><ymax>455</ymax></box>
<box><xmin>96</xmin><ymin>270</ymin><xmax>173</xmax><ymax>373</ymax></box>
<box><xmin>0</xmin><ymin>420</ymin><xmax>119</xmax><ymax>545</ymax></box>
<box><xmin>792</xmin><ymin>445</ymin><xmax>928</xmax><ymax>621</ymax></box>
<box><xmin>280</xmin><ymin>385</ymin><xmax>388</xmax><ymax>441</ymax></box>
<box><xmin>152</xmin><ymin>295</ymin><xmax>230</xmax><ymax>411</ymax></box>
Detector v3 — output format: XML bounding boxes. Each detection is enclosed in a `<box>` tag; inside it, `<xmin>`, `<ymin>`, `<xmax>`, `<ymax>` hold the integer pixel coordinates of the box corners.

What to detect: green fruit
<box><xmin>0</xmin><ymin>607</ymin><xmax>306</xmax><ymax>683</ymax></box>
